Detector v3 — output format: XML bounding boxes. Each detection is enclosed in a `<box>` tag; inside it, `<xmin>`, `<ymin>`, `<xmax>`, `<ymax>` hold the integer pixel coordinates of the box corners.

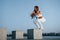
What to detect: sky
<box><xmin>0</xmin><ymin>0</ymin><xmax>60</xmax><ymax>33</ymax></box>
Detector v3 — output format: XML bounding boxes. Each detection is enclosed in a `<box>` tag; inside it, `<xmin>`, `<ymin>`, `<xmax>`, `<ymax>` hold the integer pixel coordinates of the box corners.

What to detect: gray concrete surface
<box><xmin>27</xmin><ymin>29</ymin><xmax>42</xmax><ymax>39</ymax></box>
<box><xmin>0</xmin><ymin>28</ymin><xmax>7</xmax><ymax>40</ymax></box>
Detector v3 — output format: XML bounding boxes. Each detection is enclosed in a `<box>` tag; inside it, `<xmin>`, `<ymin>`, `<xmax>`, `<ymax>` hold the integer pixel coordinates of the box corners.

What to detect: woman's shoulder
<box><xmin>37</xmin><ymin>11</ymin><xmax>40</xmax><ymax>13</ymax></box>
<box><xmin>38</xmin><ymin>11</ymin><xmax>42</xmax><ymax>14</ymax></box>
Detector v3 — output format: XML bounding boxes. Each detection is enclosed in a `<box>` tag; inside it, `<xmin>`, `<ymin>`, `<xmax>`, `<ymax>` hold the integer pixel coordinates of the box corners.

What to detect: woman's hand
<box><xmin>30</xmin><ymin>11</ymin><xmax>35</xmax><ymax>19</ymax></box>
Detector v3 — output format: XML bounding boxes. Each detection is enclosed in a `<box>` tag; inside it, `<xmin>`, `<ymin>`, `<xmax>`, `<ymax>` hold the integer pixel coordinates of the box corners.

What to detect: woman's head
<box><xmin>34</xmin><ymin>6</ymin><xmax>39</xmax><ymax>12</ymax></box>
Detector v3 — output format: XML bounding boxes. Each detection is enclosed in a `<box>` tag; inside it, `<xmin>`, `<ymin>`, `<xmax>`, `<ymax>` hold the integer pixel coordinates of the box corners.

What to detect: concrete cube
<box><xmin>12</xmin><ymin>30</ymin><xmax>24</xmax><ymax>39</ymax></box>
<box><xmin>0</xmin><ymin>28</ymin><xmax>7</xmax><ymax>40</ymax></box>
<box><xmin>27</xmin><ymin>29</ymin><xmax>42</xmax><ymax>39</ymax></box>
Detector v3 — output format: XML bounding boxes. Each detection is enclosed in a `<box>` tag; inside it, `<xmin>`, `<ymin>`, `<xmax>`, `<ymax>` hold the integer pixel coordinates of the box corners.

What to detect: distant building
<box><xmin>12</xmin><ymin>30</ymin><xmax>24</xmax><ymax>40</ymax></box>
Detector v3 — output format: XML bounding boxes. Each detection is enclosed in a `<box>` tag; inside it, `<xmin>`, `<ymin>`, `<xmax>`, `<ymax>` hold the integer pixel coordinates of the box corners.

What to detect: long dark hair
<box><xmin>34</xmin><ymin>6</ymin><xmax>39</xmax><ymax>13</ymax></box>
<box><xmin>31</xmin><ymin>6</ymin><xmax>39</xmax><ymax>19</ymax></box>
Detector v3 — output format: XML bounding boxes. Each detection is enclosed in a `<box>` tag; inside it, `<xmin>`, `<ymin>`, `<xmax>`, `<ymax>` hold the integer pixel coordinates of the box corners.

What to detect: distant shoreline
<box><xmin>7</xmin><ymin>33</ymin><xmax>60</xmax><ymax>37</ymax></box>
<box><xmin>42</xmin><ymin>33</ymin><xmax>60</xmax><ymax>36</ymax></box>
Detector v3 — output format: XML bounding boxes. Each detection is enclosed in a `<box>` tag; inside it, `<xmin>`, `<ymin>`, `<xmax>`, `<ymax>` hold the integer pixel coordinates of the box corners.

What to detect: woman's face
<box><xmin>34</xmin><ymin>7</ymin><xmax>38</xmax><ymax>11</ymax></box>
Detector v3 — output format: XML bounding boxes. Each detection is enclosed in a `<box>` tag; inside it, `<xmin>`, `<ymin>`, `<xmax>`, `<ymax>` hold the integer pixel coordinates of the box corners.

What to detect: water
<box><xmin>43</xmin><ymin>36</ymin><xmax>60</xmax><ymax>40</ymax></box>
<box><xmin>7</xmin><ymin>36</ymin><xmax>60</xmax><ymax>40</ymax></box>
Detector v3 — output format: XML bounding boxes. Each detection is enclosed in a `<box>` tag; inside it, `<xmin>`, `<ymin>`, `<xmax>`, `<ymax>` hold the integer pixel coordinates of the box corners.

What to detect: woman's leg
<box><xmin>37</xmin><ymin>19</ymin><xmax>44</xmax><ymax>30</ymax></box>
<box><xmin>33</xmin><ymin>19</ymin><xmax>40</xmax><ymax>28</ymax></box>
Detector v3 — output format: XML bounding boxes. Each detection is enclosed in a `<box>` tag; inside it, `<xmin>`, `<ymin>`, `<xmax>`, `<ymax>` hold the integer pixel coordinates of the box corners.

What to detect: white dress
<box><xmin>36</xmin><ymin>13</ymin><xmax>46</xmax><ymax>23</ymax></box>
<box><xmin>32</xmin><ymin>12</ymin><xmax>46</xmax><ymax>30</ymax></box>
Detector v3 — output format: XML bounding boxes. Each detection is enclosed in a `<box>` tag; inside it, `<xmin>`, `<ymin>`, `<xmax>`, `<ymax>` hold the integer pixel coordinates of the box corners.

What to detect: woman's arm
<box><xmin>37</xmin><ymin>11</ymin><xmax>43</xmax><ymax>19</ymax></box>
<box><xmin>30</xmin><ymin>11</ymin><xmax>35</xmax><ymax>19</ymax></box>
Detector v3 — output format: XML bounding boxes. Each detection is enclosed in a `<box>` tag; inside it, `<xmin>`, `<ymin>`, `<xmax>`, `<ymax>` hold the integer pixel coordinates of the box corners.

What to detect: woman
<box><xmin>31</xmin><ymin>6</ymin><xmax>46</xmax><ymax>30</ymax></box>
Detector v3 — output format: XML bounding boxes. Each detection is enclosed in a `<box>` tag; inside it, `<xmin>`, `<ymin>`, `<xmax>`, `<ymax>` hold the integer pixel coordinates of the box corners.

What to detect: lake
<box><xmin>7</xmin><ymin>36</ymin><xmax>60</xmax><ymax>40</ymax></box>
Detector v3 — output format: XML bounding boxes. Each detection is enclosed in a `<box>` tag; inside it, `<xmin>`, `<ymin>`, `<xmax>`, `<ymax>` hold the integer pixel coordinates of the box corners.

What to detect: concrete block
<box><xmin>12</xmin><ymin>30</ymin><xmax>24</xmax><ymax>39</ymax></box>
<box><xmin>27</xmin><ymin>29</ymin><xmax>42</xmax><ymax>39</ymax></box>
<box><xmin>0</xmin><ymin>28</ymin><xmax>7</xmax><ymax>40</ymax></box>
